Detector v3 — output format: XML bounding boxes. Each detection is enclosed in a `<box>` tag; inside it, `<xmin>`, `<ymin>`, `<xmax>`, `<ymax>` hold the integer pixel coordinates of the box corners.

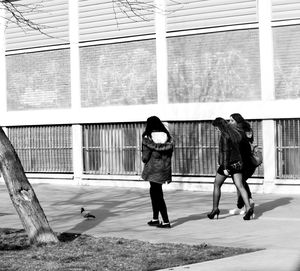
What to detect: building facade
<box><xmin>0</xmin><ymin>0</ymin><xmax>300</xmax><ymax>194</ymax></box>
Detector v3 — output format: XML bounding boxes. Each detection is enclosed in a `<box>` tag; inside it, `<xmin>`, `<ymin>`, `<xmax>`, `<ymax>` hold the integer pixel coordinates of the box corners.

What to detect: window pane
<box><xmin>276</xmin><ymin>119</ymin><xmax>300</xmax><ymax>179</ymax></box>
<box><xmin>7</xmin><ymin>125</ymin><xmax>73</xmax><ymax>173</ymax></box>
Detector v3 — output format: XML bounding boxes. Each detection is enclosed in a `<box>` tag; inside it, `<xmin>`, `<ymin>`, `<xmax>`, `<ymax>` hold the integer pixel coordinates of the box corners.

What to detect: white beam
<box><xmin>258</xmin><ymin>0</ymin><xmax>275</xmax><ymax>101</ymax></box>
<box><xmin>155</xmin><ymin>0</ymin><xmax>168</xmax><ymax>109</ymax></box>
<box><xmin>69</xmin><ymin>0</ymin><xmax>81</xmax><ymax>110</ymax></box>
<box><xmin>0</xmin><ymin>6</ymin><xmax>7</xmax><ymax>116</ymax></box>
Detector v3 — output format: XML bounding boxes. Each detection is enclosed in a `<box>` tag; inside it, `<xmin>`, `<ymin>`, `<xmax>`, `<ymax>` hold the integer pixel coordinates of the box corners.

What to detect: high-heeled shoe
<box><xmin>243</xmin><ymin>207</ymin><xmax>254</xmax><ymax>220</ymax></box>
<box><xmin>207</xmin><ymin>208</ymin><xmax>220</xmax><ymax>219</ymax></box>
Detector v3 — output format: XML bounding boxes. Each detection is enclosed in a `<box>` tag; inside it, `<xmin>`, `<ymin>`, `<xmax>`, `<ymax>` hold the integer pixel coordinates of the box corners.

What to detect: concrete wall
<box><xmin>1</xmin><ymin>0</ymin><xmax>300</xmax><ymax>194</ymax></box>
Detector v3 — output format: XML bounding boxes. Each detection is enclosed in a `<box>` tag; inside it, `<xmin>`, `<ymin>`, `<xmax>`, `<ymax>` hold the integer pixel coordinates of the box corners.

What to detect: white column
<box><xmin>69</xmin><ymin>0</ymin><xmax>83</xmax><ymax>182</ymax></box>
<box><xmin>258</xmin><ymin>0</ymin><xmax>277</xmax><ymax>192</ymax></box>
<box><xmin>155</xmin><ymin>0</ymin><xmax>168</xmax><ymax>109</ymax></box>
<box><xmin>258</xmin><ymin>0</ymin><xmax>275</xmax><ymax>101</ymax></box>
<box><xmin>72</xmin><ymin>124</ymin><xmax>83</xmax><ymax>183</ymax></box>
<box><xmin>69</xmin><ymin>0</ymin><xmax>81</xmax><ymax>110</ymax></box>
<box><xmin>0</xmin><ymin>7</ymin><xmax>7</xmax><ymax>120</ymax></box>
<box><xmin>262</xmin><ymin>120</ymin><xmax>276</xmax><ymax>192</ymax></box>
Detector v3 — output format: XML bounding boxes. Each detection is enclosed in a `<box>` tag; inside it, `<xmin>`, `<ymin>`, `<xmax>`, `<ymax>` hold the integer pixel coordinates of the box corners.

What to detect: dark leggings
<box><xmin>237</xmin><ymin>165</ymin><xmax>256</xmax><ymax>208</ymax></box>
<box><xmin>149</xmin><ymin>182</ymin><xmax>169</xmax><ymax>223</ymax></box>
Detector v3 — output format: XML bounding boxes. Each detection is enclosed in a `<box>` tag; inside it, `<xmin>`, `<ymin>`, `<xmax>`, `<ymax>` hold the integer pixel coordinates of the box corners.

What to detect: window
<box><xmin>276</xmin><ymin>119</ymin><xmax>300</xmax><ymax>179</ymax></box>
<box><xmin>7</xmin><ymin>125</ymin><xmax>72</xmax><ymax>173</ymax></box>
<box><xmin>82</xmin><ymin>123</ymin><xmax>144</xmax><ymax>175</ymax></box>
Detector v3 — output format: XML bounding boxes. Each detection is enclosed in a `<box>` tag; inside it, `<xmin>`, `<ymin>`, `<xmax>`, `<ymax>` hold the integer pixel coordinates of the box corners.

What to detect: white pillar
<box><xmin>258</xmin><ymin>0</ymin><xmax>275</xmax><ymax>101</ymax></box>
<box><xmin>155</xmin><ymin>0</ymin><xmax>168</xmax><ymax>111</ymax></box>
<box><xmin>258</xmin><ymin>0</ymin><xmax>277</xmax><ymax>192</ymax></box>
<box><xmin>69</xmin><ymin>0</ymin><xmax>81</xmax><ymax>110</ymax></box>
<box><xmin>69</xmin><ymin>1</ymin><xmax>83</xmax><ymax>182</ymax></box>
<box><xmin>72</xmin><ymin>124</ymin><xmax>83</xmax><ymax>183</ymax></box>
<box><xmin>0</xmin><ymin>7</ymin><xmax>7</xmax><ymax>120</ymax></box>
<box><xmin>262</xmin><ymin>120</ymin><xmax>276</xmax><ymax>193</ymax></box>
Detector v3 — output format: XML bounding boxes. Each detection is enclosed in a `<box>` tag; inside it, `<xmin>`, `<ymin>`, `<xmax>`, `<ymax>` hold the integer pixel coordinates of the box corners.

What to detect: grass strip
<box><xmin>0</xmin><ymin>228</ymin><xmax>258</xmax><ymax>271</ymax></box>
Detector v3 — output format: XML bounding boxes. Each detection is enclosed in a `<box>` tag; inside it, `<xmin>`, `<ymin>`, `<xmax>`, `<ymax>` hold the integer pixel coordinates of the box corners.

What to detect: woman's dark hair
<box><xmin>142</xmin><ymin>116</ymin><xmax>171</xmax><ymax>140</ymax></box>
<box><xmin>230</xmin><ymin>113</ymin><xmax>251</xmax><ymax>132</ymax></box>
<box><xmin>212</xmin><ymin>117</ymin><xmax>241</xmax><ymax>143</ymax></box>
<box><xmin>230</xmin><ymin>113</ymin><xmax>245</xmax><ymax>124</ymax></box>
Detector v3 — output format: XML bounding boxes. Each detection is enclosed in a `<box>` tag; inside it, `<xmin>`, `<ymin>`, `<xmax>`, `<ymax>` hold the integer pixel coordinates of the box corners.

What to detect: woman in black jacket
<box><xmin>207</xmin><ymin>117</ymin><xmax>254</xmax><ymax>220</ymax></box>
<box><xmin>229</xmin><ymin>113</ymin><xmax>256</xmax><ymax>215</ymax></box>
<box><xmin>141</xmin><ymin>116</ymin><xmax>174</xmax><ymax>228</ymax></box>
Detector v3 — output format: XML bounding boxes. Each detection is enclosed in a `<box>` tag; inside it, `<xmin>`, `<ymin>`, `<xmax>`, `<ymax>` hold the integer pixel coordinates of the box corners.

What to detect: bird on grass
<box><xmin>81</xmin><ymin>207</ymin><xmax>96</xmax><ymax>219</ymax></box>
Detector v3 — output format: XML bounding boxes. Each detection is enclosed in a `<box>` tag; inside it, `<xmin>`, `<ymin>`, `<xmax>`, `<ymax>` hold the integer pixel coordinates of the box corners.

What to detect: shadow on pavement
<box><xmin>170</xmin><ymin>196</ymin><xmax>294</xmax><ymax>226</ymax></box>
<box><xmin>171</xmin><ymin>213</ymin><xmax>208</xmax><ymax>227</ymax></box>
<box><xmin>51</xmin><ymin>189</ymin><xmax>148</xmax><ymax>234</ymax></box>
<box><xmin>253</xmin><ymin>197</ymin><xmax>293</xmax><ymax>219</ymax></box>
<box><xmin>0</xmin><ymin>213</ymin><xmax>13</xmax><ymax>217</ymax></box>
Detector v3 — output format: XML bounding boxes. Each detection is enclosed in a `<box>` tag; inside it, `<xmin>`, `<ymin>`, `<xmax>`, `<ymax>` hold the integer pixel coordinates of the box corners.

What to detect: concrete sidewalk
<box><xmin>0</xmin><ymin>182</ymin><xmax>299</xmax><ymax>270</ymax></box>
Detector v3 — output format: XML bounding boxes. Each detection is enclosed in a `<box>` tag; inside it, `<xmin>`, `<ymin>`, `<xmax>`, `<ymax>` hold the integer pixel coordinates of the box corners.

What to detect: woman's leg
<box><xmin>151</xmin><ymin>182</ymin><xmax>169</xmax><ymax>223</ymax></box>
<box><xmin>232</xmin><ymin>173</ymin><xmax>251</xmax><ymax>212</ymax></box>
<box><xmin>237</xmin><ymin>165</ymin><xmax>257</xmax><ymax>208</ymax></box>
<box><xmin>158</xmin><ymin>185</ymin><xmax>169</xmax><ymax>223</ymax></box>
<box><xmin>212</xmin><ymin>173</ymin><xmax>227</xmax><ymax>210</ymax></box>
<box><xmin>243</xmin><ymin>165</ymin><xmax>257</xmax><ymax>199</ymax></box>
<box><xmin>236</xmin><ymin>189</ymin><xmax>243</xmax><ymax>209</ymax></box>
<box><xmin>149</xmin><ymin>182</ymin><xmax>160</xmax><ymax>220</ymax></box>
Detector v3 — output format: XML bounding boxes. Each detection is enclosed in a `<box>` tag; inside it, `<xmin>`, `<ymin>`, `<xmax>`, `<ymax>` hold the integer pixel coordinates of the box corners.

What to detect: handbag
<box><xmin>250</xmin><ymin>145</ymin><xmax>263</xmax><ymax>167</ymax></box>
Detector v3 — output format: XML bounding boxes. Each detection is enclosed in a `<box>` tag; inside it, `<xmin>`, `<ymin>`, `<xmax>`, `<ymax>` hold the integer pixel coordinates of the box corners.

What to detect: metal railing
<box><xmin>82</xmin><ymin>120</ymin><xmax>263</xmax><ymax>177</ymax></box>
<box><xmin>7</xmin><ymin>125</ymin><xmax>72</xmax><ymax>173</ymax></box>
<box><xmin>276</xmin><ymin>119</ymin><xmax>300</xmax><ymax>179</ymax></box>
<box><xmin>82</xmin><ymin>123</ymin><xmax>145</xmax><ymax>175</ymax></box>
<box><xmin>248</xmin><ymin>120</ymin><xmax>264</xmax><ymax>177</ymax></box>
<box><xmin>5</xmin><ymin>120</ymin><xmax>264</xmax><ymax>178</ymax></box>
<box><xmin>168</xmin><ymin>121</ymin><xmax>219</xmax><ymax>176</ymax></box>
<box><xmin>169</xmin><ymin>120</ymin><xmax>263</xmax><ymax>177</ymax></box>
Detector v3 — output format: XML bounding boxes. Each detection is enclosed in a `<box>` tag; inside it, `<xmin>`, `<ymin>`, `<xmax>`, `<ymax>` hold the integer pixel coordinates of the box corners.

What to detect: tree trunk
<box><xmin>0</xmin><ymin>127</ymin><xmax>58</xmax><ymax>244</ymax></box>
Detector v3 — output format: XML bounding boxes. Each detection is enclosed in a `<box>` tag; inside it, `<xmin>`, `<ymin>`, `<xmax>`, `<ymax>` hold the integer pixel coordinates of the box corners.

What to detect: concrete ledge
<box><xmin>1</xmin><ymin>173</ymin><xmax>300</xmax><ymax>194</ymax></box>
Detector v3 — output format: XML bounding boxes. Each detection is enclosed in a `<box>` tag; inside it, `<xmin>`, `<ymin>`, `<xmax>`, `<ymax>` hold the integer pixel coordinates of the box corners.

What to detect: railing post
<box><xmin>69</xmin><ymin>0</ymin><xmax>83</xmax><ymax>182</ymax></box>
<box><xmin>262</xmin><ymin>120</ymin><xmax>277</xmax><ymax>192</ymax></box>
<box><xmin>72</xmin><ymin>125</ymin><xmax>83</xmax><ymax>183</ymax></box>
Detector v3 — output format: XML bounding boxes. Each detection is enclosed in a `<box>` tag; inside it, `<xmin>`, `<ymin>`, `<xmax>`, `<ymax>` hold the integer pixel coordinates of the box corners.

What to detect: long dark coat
<box><xmin>141</xmin><ymin>137</ymin><xmax>173</xmax><ymax>184</ymax></box>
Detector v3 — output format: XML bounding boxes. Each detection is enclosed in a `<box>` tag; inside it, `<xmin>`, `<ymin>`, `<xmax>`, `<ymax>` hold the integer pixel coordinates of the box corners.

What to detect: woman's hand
<box><xmin>223</xmin><ymin>169</ymin><xmax>230</xmax><ymax>176</ymax></box>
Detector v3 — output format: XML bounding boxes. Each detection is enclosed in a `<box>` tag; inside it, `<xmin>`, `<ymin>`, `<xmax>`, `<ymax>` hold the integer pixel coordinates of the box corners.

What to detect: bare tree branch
<box><xmin>1</xmin><ymin>0</ymin><xmax>55</xmax><ymax>38</ymax></box>
<box><xmin>112</xmin><ymin>0</ymin><xmax>183</xmax><ymax>25</ymax></box>
<box><xmin>1</xmin><ymin>0</ymin><xmax>183</xmax><ymax>36</ymax></box>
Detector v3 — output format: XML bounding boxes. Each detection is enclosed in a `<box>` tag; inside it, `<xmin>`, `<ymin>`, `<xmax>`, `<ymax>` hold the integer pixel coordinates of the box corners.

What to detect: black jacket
<box><xmin>141</xmin><ymin>137</ymin><xmax>173</xmax><ymax>184</ymax></box>
<box><xmin>218</xmin><ymin>134</ymin><xmax>242</xmax><ymax>169</ymax></box>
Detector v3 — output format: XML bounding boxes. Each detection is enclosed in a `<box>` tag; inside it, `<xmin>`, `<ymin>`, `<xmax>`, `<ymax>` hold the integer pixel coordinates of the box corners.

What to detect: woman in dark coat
<box><xmin>141</xmin><ymin>116</ymin><xmax>174</xmax><ymax>228</ymax></box>
<box><xmin>207</xmin><ymin>117</ymin><xmax>254</xmax><ymax>220</ymax></box>
<box><xmin>229</xmin><ymin>113</ymin><xmax>256</xmax><ymax>215</ymax></box>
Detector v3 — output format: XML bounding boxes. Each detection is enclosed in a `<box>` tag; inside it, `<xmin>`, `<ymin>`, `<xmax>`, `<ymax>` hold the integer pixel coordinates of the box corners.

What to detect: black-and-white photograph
<box><xmin>0</xmin><ymin>0</ymin><xmax>299</xmax><ymax>270</ymax></box>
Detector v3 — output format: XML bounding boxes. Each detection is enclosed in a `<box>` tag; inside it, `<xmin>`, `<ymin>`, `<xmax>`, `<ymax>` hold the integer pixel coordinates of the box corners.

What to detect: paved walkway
<box><xmin>0</xmin><ymin>182</ymin><xmax>299</xmax><ymax>271</ymax></box>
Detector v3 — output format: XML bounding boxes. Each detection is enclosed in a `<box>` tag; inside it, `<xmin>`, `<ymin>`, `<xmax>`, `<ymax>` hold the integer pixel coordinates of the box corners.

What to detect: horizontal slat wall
<box><xmin>169</xmin><ymin>120</ymin><xmax>263</xmax><ymax>177</ymax></box>
<box><xmin>5</xmin><ymin>0</ymin><xmax>69</xmax><ymax>51</ymax></box>
<box><xmin>79</xmin><ymin>0</ymin><xmax>155</xmax><ymax>42</ymax></box>
<box><xmin>83</xmin><ymin>121</ymin><xmax>263</xmax><ymax>178</ymax></box>
<box><xmin>273</xmin><ymin>25</ymin><xmax>300</xmax><ymax>99</ymax></box>
<box><xmin>248</xmin><ymin>120</ymin><xmax>263</xmax><ymax>177</ymax></box>
<box><xmin>272</xmin><ymin>0</ymin><xmax>300</xmax><ymax>21</ymax></box>
<box><xmin>166</xmin><ymin>0</ymin><xmax>257</xmax><ymax>32</ymax></box>
<box><xmin>168</xmin><ymin>29</ymin><xmax>261</xmax><ymax>103</ymax></box>
<box><xmin>276</xmin><ymin>119</ymin><xmax>300</xmax><ymax>179</ymax></box>
<box><xmin>82</xmin><ymin>123</ymin><xmax>145</xmax><ymax>175</ymax></box>
<box><xmin>7</xmin><ymin>125</ymin><xmax>73</xmax><ymax>173</ymax></box>
<box><xmin>169</xmin><ymin>121</ymin><xmax>219</xmax><ymax>176</ymax></box>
